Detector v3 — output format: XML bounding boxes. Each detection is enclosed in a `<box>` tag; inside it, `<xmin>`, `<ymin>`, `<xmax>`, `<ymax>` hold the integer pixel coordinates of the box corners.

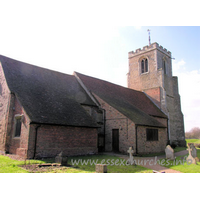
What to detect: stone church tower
<box><xmin>127</xmin><ymin>42</ymin><xmax>186</xmax><ymax>146</ymax></box>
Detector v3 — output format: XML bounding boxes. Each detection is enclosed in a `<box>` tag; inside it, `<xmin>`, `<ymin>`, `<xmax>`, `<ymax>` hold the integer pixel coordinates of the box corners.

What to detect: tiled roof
<box><xmin>0</xmin><ymin>55</ymin><xmax>98</xmax><ymax>127</ymax></box>
<box><xmin>75</xmin><ymin>72</ymin><xmax>167</xmax><ymax>128</ymax></box>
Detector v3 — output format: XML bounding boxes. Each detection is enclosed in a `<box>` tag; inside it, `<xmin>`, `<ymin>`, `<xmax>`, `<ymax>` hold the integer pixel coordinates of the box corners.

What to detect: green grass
<box><xmin>0</xmin><ymin>155</ymin><xmax>44</xmax><ymax>173</ymax></box>
<box><xmin>158</xmin><ymin>148</ymin><xmax>200</xmax><ymax>173</ymax></box>
<box><xmin>186</xmin><ymin>139</ymin><xmax>200</xmax><ymax>144</ymax></box>
<box><xmin>68</xmin><ymin>155</ymin><xmax>152</xmax><ymax>173</ymax></box>
<box><xmin>173</xmin><ymin>147</ymin><xmax>187</xmax><ymax>152</ymax></box>
<box><xmin>0</xmin><ymin>154</ymin><xmax>152</xmax><ymax>173</ymax></box>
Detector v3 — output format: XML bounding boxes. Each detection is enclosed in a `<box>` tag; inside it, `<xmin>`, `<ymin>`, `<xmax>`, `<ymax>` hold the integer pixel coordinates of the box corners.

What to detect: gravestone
<box><xmin>127</xmin><ymin>147</ymin><xmax>136</xmax><ymax>165</ymax></box>
<box><xmin>95</xmin><ymin>164</ymin><xmax>107</xmax><ymax>173</ymax></box>
<box><xmin>189</xmin><ymin>143</ymin><xmax>197</xmax><ymax>158</ymax></box>
<box><xmin>165</xmin><ymin>145</ymin><xmax>175</xmax><ymax>160</ymax></box>
<box><xmin>187</xmin><ymin>143</ymin><xmax>199</xmax><ymax>164</ymax></box>
<box><xmin>55</xmin><ymin>152</ymin><xmax>68</xmax><ymax>166</ymax></box>
<box><xmin>186</xmin><ymin>154</ymin><xmax>196</xmax><ymax>164</ymax></box>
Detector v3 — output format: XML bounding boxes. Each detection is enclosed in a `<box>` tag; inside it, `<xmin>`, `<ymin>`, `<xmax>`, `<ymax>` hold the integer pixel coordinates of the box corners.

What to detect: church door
<box><xmin>112</xmin><ymin>129</ymin><xmax>119</xmax><ymax>152</ymax></box>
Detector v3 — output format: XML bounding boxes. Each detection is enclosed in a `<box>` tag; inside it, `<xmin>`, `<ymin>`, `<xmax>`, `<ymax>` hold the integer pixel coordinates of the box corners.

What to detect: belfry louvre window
<box><xmin>163</xmin><ymin>60</ymin><xmax>167</xmax><ymax>74</ymax></box>
<box><xmin>141</xmin><ymin>58</ymin><xmax>148</xmax><ymax>73</ymax></box>
<box><xmin>146</xmin><ymin>129</ymin><xmax>158</xmax><ymax>141</ymax></box>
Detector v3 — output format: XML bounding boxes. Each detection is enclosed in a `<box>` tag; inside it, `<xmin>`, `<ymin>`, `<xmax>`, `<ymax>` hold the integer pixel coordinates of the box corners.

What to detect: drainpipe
<box><xmin>135</xmin><ymin>125</ymin><xmax>138</xmax><ymax>154</ymax></box>
<box><xmin>33</xmin><ymin>124</ymin><xmax>41</xmax><ymax>159</ymax></box>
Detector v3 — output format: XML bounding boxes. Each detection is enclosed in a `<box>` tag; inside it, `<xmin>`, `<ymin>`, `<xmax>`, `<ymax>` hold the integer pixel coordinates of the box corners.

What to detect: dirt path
<box><xmin>103</xmin><ymin>150</ymin><xmax>188</xmax><ymax>173</ymax></box>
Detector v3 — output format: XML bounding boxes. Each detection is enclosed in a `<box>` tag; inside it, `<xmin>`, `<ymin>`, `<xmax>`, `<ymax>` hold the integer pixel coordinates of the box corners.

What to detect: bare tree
<box><xmin>185</xmin><ymin>127</ymin><xmax>200</xmax><ymax>139</ymax></box>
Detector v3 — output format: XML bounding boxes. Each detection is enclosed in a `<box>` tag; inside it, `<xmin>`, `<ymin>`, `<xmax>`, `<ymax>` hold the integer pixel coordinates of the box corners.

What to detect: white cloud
<box><xmin>173</xmin><ymin>59</ymin><xmax>186</xmax><ymax>72</ymax></box>
<box><xmin>134</xmin><ymin>26</ymin><xmax>142</xmax><ymax>30</ymax></box>
<box><xmin>173</xmin><ymin>60</ymin><xmax>200</xmax><ymax>132</ymax></box>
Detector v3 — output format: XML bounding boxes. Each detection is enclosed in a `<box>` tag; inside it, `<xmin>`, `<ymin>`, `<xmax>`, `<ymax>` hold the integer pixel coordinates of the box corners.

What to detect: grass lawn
<box><xmin>158</xmin><ymin>148</ymin><xmax>200</xmax><ymax>173</ymax></box>
<box><xmin>0</xmin><ymin>155</ymin><xmax>44</xmax><ymax>173</ymax></box>
<box><xmin>0</xmin><ymin>154</ymin><xmax>152</xmax><ymax>173</ymax></box>
<box><xmin>68</xmin><ymin>155</ymin><xmax>152</xmax><ymax>173</ymax></box>
<box><xmin>186</xmin><ymin>139</ymin><xmax>200</xmax><ymax>144</ymax></box>
<box><xmin>173</xmin><ymin>147</ymin><xmax>187</xmax><ymax>152</ymax></box>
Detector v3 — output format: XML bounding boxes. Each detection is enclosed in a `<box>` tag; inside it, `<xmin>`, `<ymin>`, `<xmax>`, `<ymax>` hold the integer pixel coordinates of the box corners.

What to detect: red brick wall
<box><xmin>9</xmin><ymin>97</ymin><xmax>30</xmax><ymax>157</ymax></box>
<box><xmin>93</xmin><ymin>94</ymin><xmax>136</xmax><ymax>154</ymax></box>
<box><xmin>93</xmin><ymin>94</ymin><xmax>168</xmax><ymax>155</ymax></box>
<box><xmin>0</xmin><ymin>65</ymin><xmax>31</xmax><ymax>157</ymax></box>
<box><xmin>28</xmin><ymin>124</ymin><xmax>98</xmax><ymax>158</ymax></box>
<box><xmin>137</xmin><ymin>126</ymin><xmax>168</xmax><ymax>154</ymax></box>
<box><xmin>0</xmin><ymin>64</ymin><xmax>10</xmax><ymax>152</ymax></box>
<box><xmin>144</xmin><ymin>87</ymin><xmax>161</xmax><ymax>108</ymax></box>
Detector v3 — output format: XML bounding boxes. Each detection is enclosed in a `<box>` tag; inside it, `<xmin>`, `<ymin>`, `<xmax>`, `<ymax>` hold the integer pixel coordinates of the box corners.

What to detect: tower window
<box><xmin>163</xmin><ymin>60</ymin><xmax>167</xmax><ymax>74</ymax></box>
<box><xmin>141</xmin><ymin>58</ymin><xmax>148</xmax><ymax>74</ymax></box>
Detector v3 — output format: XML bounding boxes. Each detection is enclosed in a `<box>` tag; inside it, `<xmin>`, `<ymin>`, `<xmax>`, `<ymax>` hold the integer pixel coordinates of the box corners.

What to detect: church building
<box><xmin>0</xmin><ymin>42</ymin><xmax>185</xmax><ymax>159</ymax></box>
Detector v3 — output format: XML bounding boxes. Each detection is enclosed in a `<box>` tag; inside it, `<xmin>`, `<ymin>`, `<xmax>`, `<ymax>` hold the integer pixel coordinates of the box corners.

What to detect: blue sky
<box><xmin>0</xmin><ymin>1</ymin><xmax>199</xmax><ymax>132</ymax></box>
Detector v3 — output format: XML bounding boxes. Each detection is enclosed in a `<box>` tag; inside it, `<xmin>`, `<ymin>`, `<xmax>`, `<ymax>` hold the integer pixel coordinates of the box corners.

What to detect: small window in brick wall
<box><xmin>146</xmin><ymin>128</ymin><xmax>158</xmax><ymax>141</ymax></box>
<box><xmin>14</xmin><ymin>115</ymin><xmax>23</xmax><ymax>137</ymax></box>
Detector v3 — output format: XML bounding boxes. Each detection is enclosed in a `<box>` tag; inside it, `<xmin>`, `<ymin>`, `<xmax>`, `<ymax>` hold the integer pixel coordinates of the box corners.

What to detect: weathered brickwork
<box><xmin>128</xmin><ymin>43</ymin><xmax>186</xmax><ymax>146</ymax></box>
<box><xmin>28</xmin><ymin>124</ymin><xmax>98</xmax><ymax>158</ymax></box>
<box><xmin>93</xmin><ymin>94</ymin><xmax>168</xmax><ymax>154</ymax></box>
<box><xmin>0</xmin><ymin>65</ymin><xmax>30</xmax><ymax>157</ymax></box>
<box><xmin>93</xmin><ymin>94</ymin><xmax>136</xmax><ymax>154</ymax></box>
<box><xmin>137</xmin><ymin>126</ymin><xmax>168</xmax><ymax>154</ymax></box>
<box><xmin>1</xmin><ymin>63</ymin><xmax>98</xmax><ymax>158</ymax></box>
<box><xmin>144</xmin><ymin>87</ymin><xmax>161</xmax><ymax>108</ymax></box>
<box><xmin>8</xmin><ymin>97</ymin><xmax>31</xmax><ymax>157</ymax></box>
<box><xmin>0</xmin><ymin>64</ymin><xmax>10</xmax><ymax>152</ymax></box>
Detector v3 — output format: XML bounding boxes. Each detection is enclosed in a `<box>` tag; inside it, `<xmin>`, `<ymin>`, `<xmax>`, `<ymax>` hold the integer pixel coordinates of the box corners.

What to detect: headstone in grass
<box><xmin>187</xmin><ymin>143</ymin><xmax>199</xmax><ymax>164</ymax></box>
<box><xmin>165</xmin><ymin>145</ymin><xmax>175</xmax><ymax>160</ymax></box>
<box><xmin>55</xmin><ymin>152</ymin><xmax>68</xmax><ymax>166</ymax></box>
<box><xmin>95</xmin><ymin>164</ymin><xmax>107</xmax><ymax>173</ymax></box>
<box><xmin>127</xmin><ymin>147</ymin><xmax>136</xmax><ymax>165</ymax></box>
<box><xmin>186</xmin><ymin>154</ymin><xmax>196</xmax><ymax>164</ymax></box>
<box><xmin>189</xmin><ymin>143</ymin><xmax>197</xmax><ymax>158</ymax></box>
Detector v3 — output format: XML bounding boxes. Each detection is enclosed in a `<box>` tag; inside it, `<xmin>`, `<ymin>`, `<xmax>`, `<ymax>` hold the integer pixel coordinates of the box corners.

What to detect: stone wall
<box><xmin>172</xmin><ymin>77</ymin><xmax>185</xmax><ymax>146</ymax></box>
<box><xmin>27</xmin><ymin>124</ymin><xmax>98</xmax><ymax>158</ymax></box>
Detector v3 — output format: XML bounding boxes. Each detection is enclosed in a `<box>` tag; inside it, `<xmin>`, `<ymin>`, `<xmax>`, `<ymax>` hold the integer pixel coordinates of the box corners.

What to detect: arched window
<box><xmin>141</xmin><ymin>58</ymin><xmax>148</xmax><ymax>74</ymax></box>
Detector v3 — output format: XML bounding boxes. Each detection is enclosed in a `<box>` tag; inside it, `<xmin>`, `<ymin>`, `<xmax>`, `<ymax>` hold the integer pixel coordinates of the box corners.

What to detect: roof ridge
<box><xmin>0</xmin><ymin>54</ymin><xmax>73</xmax><ymax>78</ymax></box>
<box><xmin>74</xmin><ymin>71</ymin><xmax>144</xmax><ymax>94</ymax></box>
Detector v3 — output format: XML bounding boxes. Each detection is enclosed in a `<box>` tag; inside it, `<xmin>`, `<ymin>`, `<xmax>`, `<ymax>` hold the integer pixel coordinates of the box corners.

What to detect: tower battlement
<box><xmin>128</xmin><ymin>42</ymin><xmax>171</xmax><ymax>58</ymax></box>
